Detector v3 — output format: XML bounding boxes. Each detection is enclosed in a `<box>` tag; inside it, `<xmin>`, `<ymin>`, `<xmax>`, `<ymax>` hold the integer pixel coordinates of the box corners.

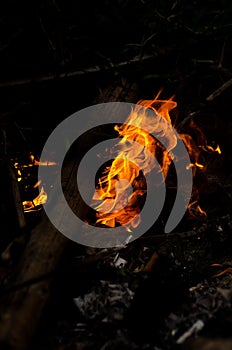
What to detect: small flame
<box><xmin>23</xmin><ymin>186</ymin><xmax>47</xmax><ymax>212</ymax></box>
<box><xmin>14</xmin><ymin>153</ymin><xmax>57</xmax><ymax>213</ymax></box>
<box><xmin>196</xmin><ymin>205</ymin><xmax>207</xmax><ymax>216</ymax></box>
<box><xmin>188</xmin><ymin>201</ymin><xmax>207</xmax><ymax>217</ymax></box>
<box><xmin>215</xmin><ymin>145</ymin><xmax>221</xmax><ymax>154</ymax></box>
<box><xmin>186</xmin><ymin>162</ymin><xmax>204</xmax><ymax>170</ymax></box>
<box><xmin>17</xmin><ymin>169</ymin><xmax>22</xmax><ymax>182</ymax></box>
<box><xmin>33</xmin><ymin>180</ymin><xmax>41</xmax><ymax>188</ymax></box>
<box><xmin>199</xmin><ymin>144</ymin><xmax>221</xmax><ymax>154</ymax></box>
<box><xmin>195</xmin><ymin>162</ymin><xmax>204</xmax><ymax>169</ymax></box>
<box><xmin>13</xmin><ymin>154</ymin><xmax>56</xmax><ymax>167</ymax></box>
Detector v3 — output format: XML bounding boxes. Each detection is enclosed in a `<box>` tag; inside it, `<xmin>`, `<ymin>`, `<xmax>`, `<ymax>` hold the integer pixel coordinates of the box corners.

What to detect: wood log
<box><xmin>0</xmin><ymin>80</ymin><xmax>139</xmax><ymax>350</ymax></box>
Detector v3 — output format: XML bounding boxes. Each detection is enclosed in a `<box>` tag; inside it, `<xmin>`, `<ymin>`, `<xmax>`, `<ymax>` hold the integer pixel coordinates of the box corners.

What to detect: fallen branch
<box><xmin>0</xmin><ymin>54</ymin><xmax>153</xmax><ymax>89</ymax></box>
<box><xmin>206</xmin><ymin>77</ymin><xmax>232</xmax><ymax>101</ymax></box>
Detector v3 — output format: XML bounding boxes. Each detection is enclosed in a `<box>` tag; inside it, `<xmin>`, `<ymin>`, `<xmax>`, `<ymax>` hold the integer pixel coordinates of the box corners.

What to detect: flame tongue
<box><xmin>14</xmin><ymin>154</ymin><xmax>57</xmax><ymax>213</ymax></box>
<box><xmin>92</xmin><ymin>97</ymin><xmax>178</xmax><ymax>230</ymax></box>
<box><xmin>23</xmin><ymin>186</ymin><xmax>47</xmax><ymax>212</ymax></box>
<box><xmin>92</xmin><ymin>94</ymin><xmax>221</xmax><ymax>231</ymax></box>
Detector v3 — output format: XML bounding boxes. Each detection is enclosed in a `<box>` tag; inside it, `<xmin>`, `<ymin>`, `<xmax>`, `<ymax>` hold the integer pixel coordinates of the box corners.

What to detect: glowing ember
<box><xmin>17</xmin><ymin>169</ymin><xmax>22</xmax><ymax>182</ymax></box>
<box><xmin>215</xmin><ymin>145</ymin><xmax>221</xmax><ymax>154</ymax></box>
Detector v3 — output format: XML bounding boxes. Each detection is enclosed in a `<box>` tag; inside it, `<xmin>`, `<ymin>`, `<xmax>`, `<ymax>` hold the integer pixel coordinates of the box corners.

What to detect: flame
<box><xmin>196</xmin><ymin>205</ymin><xmax>207</xmax><ymax>216</ymax></box>
<box><xmin>17</xmin><ymin>169</ymin><xmax>22</xmax><ymax>182</ymax></box>
<box><xmin>199</xmin><ymin>144</ymin><xmax>221</xmax><ymax>154</ymax></box>
<box><xmin>186</xmin><ymin>162</ymin><xmax>204</xmax><ymax>170</ymax></box>
<box><xmin>188</xmin><ymin>201</ymin><xmax>207</xmax><ymax>217</ymax></box>
<box><xmin>215</xmin><ymin>145</ymin><xmax>221</xmax><ymax>154</ymax></box>
<box><xmin>15</xmin><ymin>154</ymin><xmax>57</xmax><ymax>168</ymax></box>
<box><xmin>33</xmin><ymin>180</ymin><xmax>41</xmax><ymax>188</ymax></box>
<box><xmin>14</xmin><ymin>153</ymin><xmax>57</xmax><ymax>213</ymax></box>
<box><xmin>23</xmin><ymin>186</ymin><xmax>47</xmax><ymax>212</ymax></box>
<box><xmin>179</xmin><ymin>126</ymin><xmax>221</xmax><ymax>218</ymax></box>
<box><xmin>92</xmin><ymin>95</ymin><xmax>178</xmax><ymax>230</ymax></box>
<box><xmin>91</xmin><ymin>93</ymin><xmax>220</xmax><ymax>231</ymax></box>
<box><xmin>195</xmin><ymin>162</ymin><xmax>204</xmax><ymax>169</ymax></box>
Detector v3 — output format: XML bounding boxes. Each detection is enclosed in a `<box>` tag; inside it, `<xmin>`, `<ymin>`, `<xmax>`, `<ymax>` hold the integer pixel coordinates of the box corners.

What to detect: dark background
<box><xmin>1</xmin><ymin>0</ymin><xmax>232</xmax><ymax>170</ymax></box>
<box><xmin>1</xmin><ymin>1</ymin><xmax>232</xmax><ymax>349</ymax></box>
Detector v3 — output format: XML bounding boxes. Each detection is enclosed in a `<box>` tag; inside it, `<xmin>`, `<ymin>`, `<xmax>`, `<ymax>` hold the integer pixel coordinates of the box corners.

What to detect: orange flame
<box><xmin>188</xmin><ymin>201</ymin><xmax>207</xmax><ymax>217</ymax></box>
<box><xmin>23</xmin><ymin>186</ymin><xmax>47</xmax><ymax>212</ymax></box>
<box><xmin>14</xmin><ymin>154</ymin><xmax>57</xmax><ymax>212</ymax></box>
<box><xmin>92</xmin><ymin>95</ymin><xmax>178</xmax><ymax>230</ymax></box>
<box><xmin>17</xmin><ymin>169</ymin><xmax>22</xmax><ymax>182</ymax></box>
<box><xmin>33</xmin><ymin>180</ymin><xmax>41</xmax><ymax>188</ymax></box>
<box><xmin>199</xmin><ymin>144</ymin><xmax>221</xmax><ymax>154</ymax></box>
<box><xmin>92</xmin><ymin>93</ymin><xmax>221</xmax><ymax>230</ymax></box>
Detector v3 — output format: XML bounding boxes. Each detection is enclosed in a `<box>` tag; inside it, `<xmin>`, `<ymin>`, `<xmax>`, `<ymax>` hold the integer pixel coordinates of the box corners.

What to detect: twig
<box><xmin>0</xmin><ymin>54</ymin><xmax>154</xmax><ymax>89</ymax></box>
<box><xmin>209</xmin><ymin>65</ymin><xmax>232</xmax><ymax>77</ymax></box>
<box><xmin>206</xmin><ymin>77</ymin><xmax>232</xmax><ymax>101</ymax></box>
<box><xmin>218</xmin><ymin>39</ymin><xmax>227</xmax><ymax>68</ymax></box>
<box><xmin>38</xmin><ymin>16</ymin><xmax>56</xmax><ymax>53</ymax></box>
